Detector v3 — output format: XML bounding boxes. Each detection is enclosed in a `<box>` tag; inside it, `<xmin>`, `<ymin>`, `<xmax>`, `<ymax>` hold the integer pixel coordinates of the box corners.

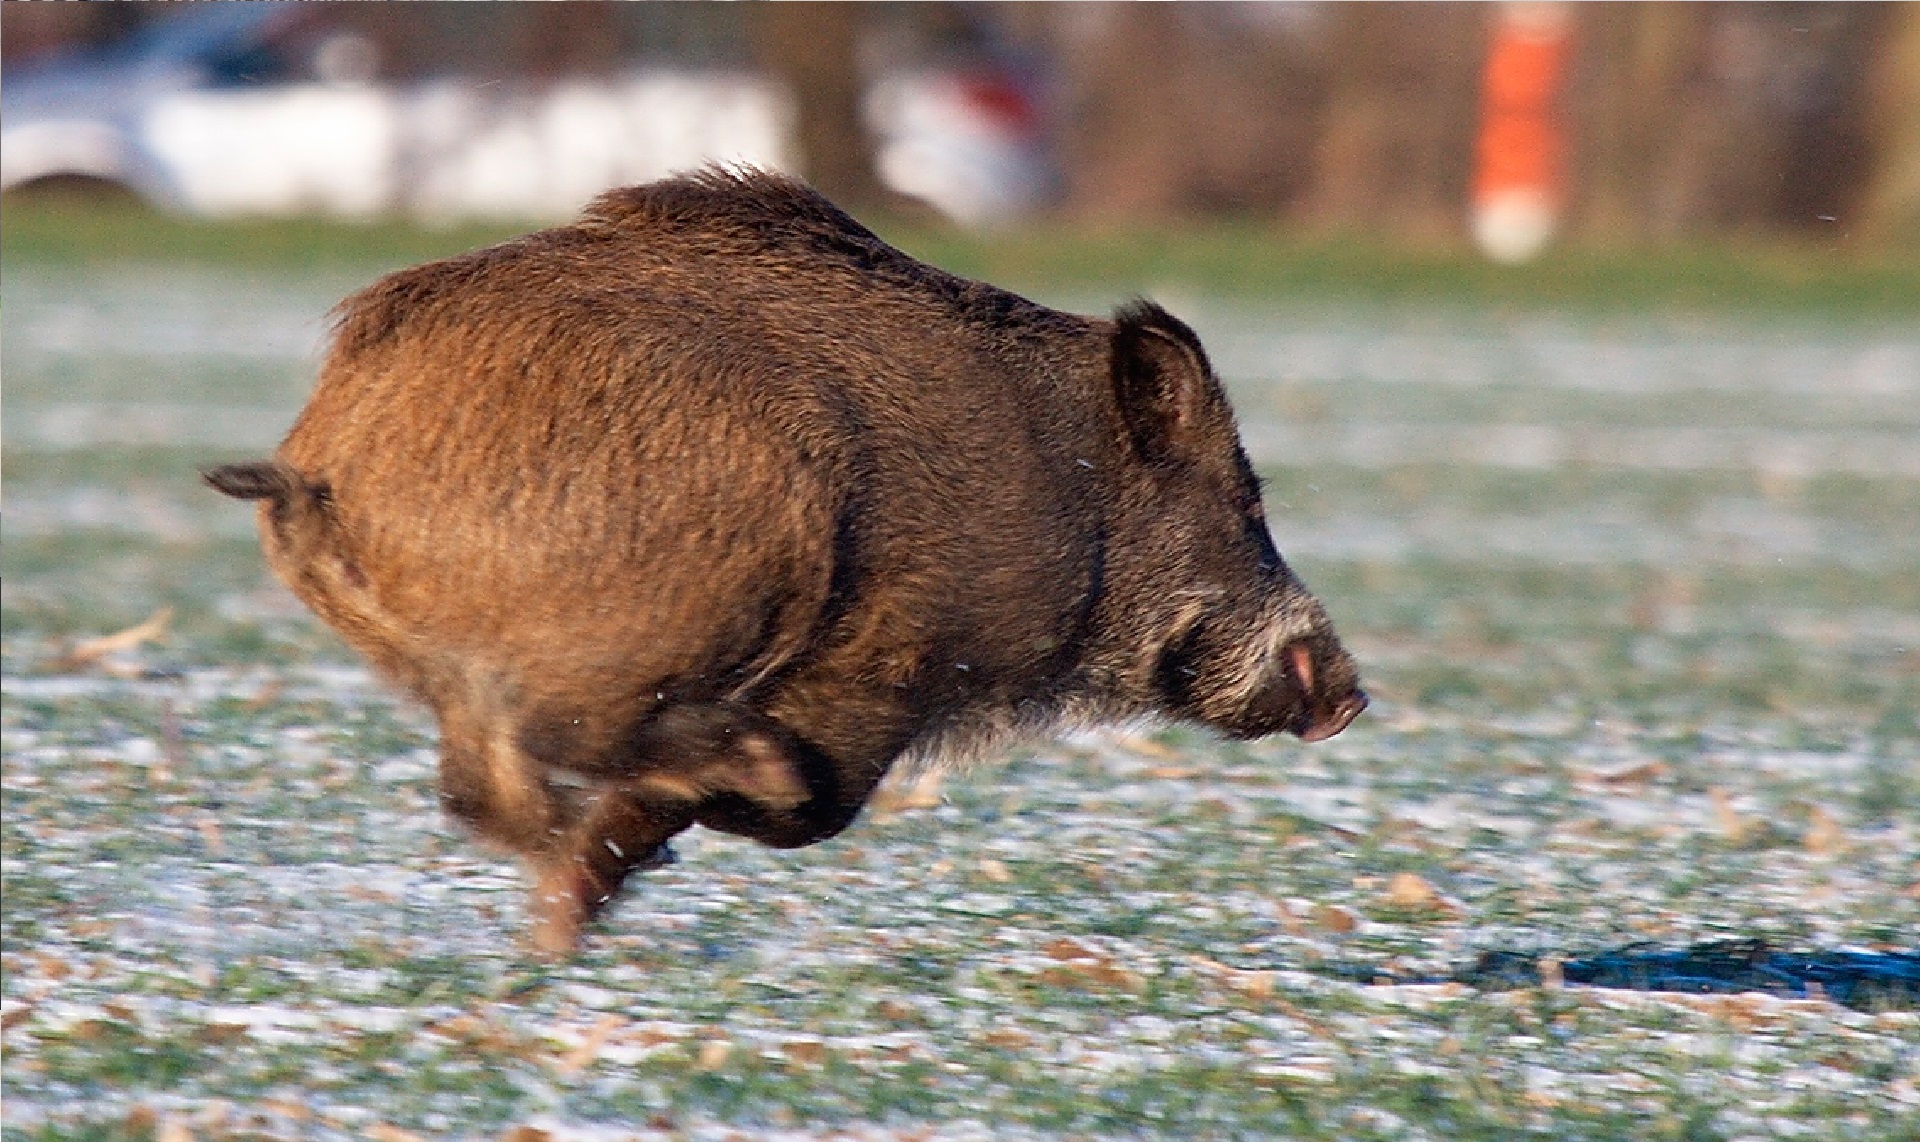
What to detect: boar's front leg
<box><xmin>528</xmin><ymin>790</ymin><xmax>694</xmax><ymax>956</ymax></box>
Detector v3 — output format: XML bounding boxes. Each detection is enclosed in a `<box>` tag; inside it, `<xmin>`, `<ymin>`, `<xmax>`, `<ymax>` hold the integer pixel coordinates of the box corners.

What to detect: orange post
<box><xmin>1472</xmin><ymin>3</ymin><xmax>1573</xmax><ymax>262</ymax></box>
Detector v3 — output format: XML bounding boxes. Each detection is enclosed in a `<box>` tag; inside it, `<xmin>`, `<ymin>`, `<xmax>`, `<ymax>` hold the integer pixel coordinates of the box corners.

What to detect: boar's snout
<box><xmin>1288</xmin><ymin>639</ymin><xmax>1369</xmax><ymax>742</ymax></box>
<box><xmin>1167</xmin><ymin>602</ymin><xmax>1367</xmax><ymax>744</ymax></box>
<box><xmin>1298</xmin><ymin>691</ymin><xmax>1369</xmax><ymax>741</ymax></box>
<box><xmin>1154</xmin><ymin>593</ymin><xmax>1367</xmax><ymax>745</ymax></box>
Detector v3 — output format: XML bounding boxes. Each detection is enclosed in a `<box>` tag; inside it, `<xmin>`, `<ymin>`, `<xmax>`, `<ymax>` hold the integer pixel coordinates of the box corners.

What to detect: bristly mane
<box><xmin>328</xmin><ymin>165</ymin><xmax>1063</xmax><ymax>366</ymax></box>
<box><xmin>581</xmin><ymin>164</ymin><xmax>886</xmax><ymax>249</ymax></box>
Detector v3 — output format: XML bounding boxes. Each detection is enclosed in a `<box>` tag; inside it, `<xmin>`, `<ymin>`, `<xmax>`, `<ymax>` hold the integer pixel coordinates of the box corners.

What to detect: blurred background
<box><xmin>5</xmin><ymin>0</ymin><xmax>1918</xmax><ymax>255</ymax></box>
<box><xmin>5</xmin><ymin>7</ymin><xmax>1919</xmax><ymax>1137</ymax></box>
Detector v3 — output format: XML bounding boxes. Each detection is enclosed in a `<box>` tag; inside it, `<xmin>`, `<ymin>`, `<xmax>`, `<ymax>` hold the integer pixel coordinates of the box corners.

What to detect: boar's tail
<box><xmin>204</xmin><ymin>460</ymin><xmax>305</xmax><ymax>504</ymax></box>
<box><xmin>205</xmin><ymin>460</ymin><xmax>396</xmax><ymax>654</ymax></box>
<box><xmin>202</xmin><ymin>461</ymin><xmax>348</xmax><ymax>572</ymax></box>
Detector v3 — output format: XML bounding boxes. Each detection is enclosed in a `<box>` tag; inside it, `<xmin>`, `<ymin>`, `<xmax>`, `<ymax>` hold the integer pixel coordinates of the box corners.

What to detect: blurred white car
<box><xmin>1</xmin><ymin>5</ymin><xmax>1051</xmax><ymax>225</ymax></box>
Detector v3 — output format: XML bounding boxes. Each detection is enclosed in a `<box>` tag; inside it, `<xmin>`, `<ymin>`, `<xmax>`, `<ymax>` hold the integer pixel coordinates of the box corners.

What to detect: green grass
<box><xmin>4</xmin><ymin>197</ymin><xmax>1916</xmax><ymax>314</ymax></box>
<box><xmin>0</xmin><ymin>199</ymin><xmax>526</xmax><ymax>276</ymax></box>
<box><xmin>4</xmin><ymin>245</ymin><xmax>1918</xmax><ymax>1139</ymax></box>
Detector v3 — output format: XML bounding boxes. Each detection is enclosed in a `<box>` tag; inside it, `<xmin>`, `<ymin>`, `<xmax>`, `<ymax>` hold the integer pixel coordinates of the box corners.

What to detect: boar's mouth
<box><xmin>1295</xmin><ymin>690</ymin><xmax>1368</xmax><ymax>741</ymax></box>
<box><xmin>1284</xmin><ymin>642</ymin><xmax>1368</xmax><ymax>743</ymax></box>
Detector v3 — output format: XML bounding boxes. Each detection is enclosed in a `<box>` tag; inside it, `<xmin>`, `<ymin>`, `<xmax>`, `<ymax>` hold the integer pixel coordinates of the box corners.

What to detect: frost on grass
<box><xmin>5</xmin><ymin>659</ymin><xmax>1915</xmax><ymax>1138</ymax></box>
<box><xmin>4</xmin><ymin>269</ymin><xmax>1918</xmax><ymax>1139</ymax></box>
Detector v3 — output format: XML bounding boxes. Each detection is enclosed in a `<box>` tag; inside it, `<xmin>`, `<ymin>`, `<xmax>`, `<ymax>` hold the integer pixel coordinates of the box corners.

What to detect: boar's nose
<box><xmin>1284</xmin><ymin>641</ymin><xmax>1366</xmax><ymax>742</ymax></box>
<box><xmin>1298</xmin><ymin>691</ymin><xmax>1367</xmax><ymax>742</ymax></box>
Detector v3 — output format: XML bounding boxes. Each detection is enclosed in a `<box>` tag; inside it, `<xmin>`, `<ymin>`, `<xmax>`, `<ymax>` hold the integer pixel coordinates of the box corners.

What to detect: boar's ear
<box><xmin>1111</xmin><ymin>300</ymin><xmax>1215</xmax><ymax>463</ymax></box>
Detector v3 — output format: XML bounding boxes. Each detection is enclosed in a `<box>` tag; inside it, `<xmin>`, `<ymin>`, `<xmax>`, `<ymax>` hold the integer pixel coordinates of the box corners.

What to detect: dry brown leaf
<box><xmin>48</xmin><ymin>608</ymin><xmax>173</xmax><ymax>672</ymax></box>
<box><xmin>1384</xmin><ymin>872</ymin><xmax>1440</xmax><ymax>909</ymax></box>
<box><xmin>1267</xmin><ymin>994</ymin><xmax>1338</xmax><ymax>1041</ymax></box>
<box><xmin>1111</xmin><ymin>733</ymin><xmax>1182</xmax><ymax>760</ymax></box>
<box><xmin>1582</xmin><ymin>760</ymin><xmax>1670</xmax><ymax>786</ymax></box>
<box><xmin>1630</xmin><ymin>912</ymin><xmax>1676</xmax><ymax>937</ymax></box>
<box><xmin>981</xmin><ymin>1028</ymin><xmax>1034</xmax><ymax>1049</ymax></box>
<box><xmin>1044</xmin><ymin>937</ymin><xmax>1095</xmax><ymax>962</ymax></box>
<box><xmin>1710</xmin><ymin>788</ymin><xmax>1749</xmax><ymax>843</ymax></box>
<box><xmin>1805</xmin><ymin>805</ymin><xmax>1845</xmax><ymax>856</ymax></box>
<box><xmin>1</xmin><ymin>1002</ymin><xmax>35</xmax><ymax>1032</ymax></box>
<box><xmin>156</xmin><ymin>1118</ymin><xmax>195</xmax><ymax>1142</ymax></box>
<box><xmin>197</xmin><ymin>817</ymin><xmax>226</xmax><ymax>855</ymax></box>
<box><xmin>1192</xmin><ymin>958</ymin><xmax>1280</xmax><ymax>1000</ymax></box>
<box><xmin>500</xmin><ymin>1128</ymin><xmax>555</xmax><ymax>1142</ymax></box>
<box><xmin>1142</xmin><ymin>766</ymin><xmax>1199</xmax><ymax>779</ymax></box>
<box><xmin>430</xmin><ymin>1011</ymin><xmax>527</xmax><ymax>1055</ymax></box>
<box><xmin>696</xmin><ymin>1038</ymin><xmax>732</xmax><ymax>1070</ymax></box>
<box><xmin>870</xmin><ymin>770</ymin><xmax>944</xmax><ymax>816</ymax></box>
<box><xmin>1381</xmin><ymin>872</ymin><xmax>1465</xmax><ymax>918</ymax></box>
<box><xmin>783</xmin><ymin>1037</ymin><xmax>828</xmax><ymax>1067</ymax></box>
<box><xmin>978</xmin><ymin>858</ymin><xmax>1012</xmax><ymax>883</ymax></box>
<box><xmin>1315</xmin><ymin>904</ymin><xmax>1359</xmax><ymax>933</ymax></box>
<box><xmin>368</xmin><ymin>1124</ymin><xmax>429</xmax><ymax>1142</ymax></box>
<box><xmin>554</xmin><ymin>1013</ymin><xmax>624</xmax><ymax>1076</ymax></box>
<box><xmin>101</xmin><ymin>999</ymin><xmax>139</xmax><ymax>1025</ymax></box>
<box><xmin>1039</xmin><ymin>962</ymin><xmax>1144</xmax><ymax>992</ymax></box>
<box><xmin>630</xmin><ymin>1025</ymin><xmax>683</xmax><ymax>1049</ymax></box>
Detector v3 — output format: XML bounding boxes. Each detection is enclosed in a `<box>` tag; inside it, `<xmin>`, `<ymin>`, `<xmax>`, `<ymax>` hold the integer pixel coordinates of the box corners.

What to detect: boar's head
<box><xmin>1104</xmin><ymin>301</ymin><xmax>1366</xmax><ymax>744</ymax></box>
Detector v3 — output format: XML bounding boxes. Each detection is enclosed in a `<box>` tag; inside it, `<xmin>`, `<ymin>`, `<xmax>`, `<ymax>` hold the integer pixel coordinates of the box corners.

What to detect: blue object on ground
<box><xmin>1335</xmin><ymin>941</ymin><xmax>1920</xmax><ymax>1011</ymax></box>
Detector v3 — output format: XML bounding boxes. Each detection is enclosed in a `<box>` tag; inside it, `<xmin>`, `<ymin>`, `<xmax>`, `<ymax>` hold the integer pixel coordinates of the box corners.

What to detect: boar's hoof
<box><xmin>529</xmin><ymin>885</ymin><xmax>586</xmax><ymax>958</ymax></box>
<box><xmin>528</xmin><ymin>857</ymin><xmax>612</xmax><ymax>957</ymax></box>
<box><xmin>635</xmin><ymin>841</ymin><xmax>678</xmax><ymax>871</ymax></box>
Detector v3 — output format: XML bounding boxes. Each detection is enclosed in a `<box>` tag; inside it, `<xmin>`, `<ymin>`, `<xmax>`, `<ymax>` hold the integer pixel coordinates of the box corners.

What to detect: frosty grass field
<box><xmin>3</xmin><ymin>250</ymin><xmax>1918</xmax><ymax>1140</ymax></box>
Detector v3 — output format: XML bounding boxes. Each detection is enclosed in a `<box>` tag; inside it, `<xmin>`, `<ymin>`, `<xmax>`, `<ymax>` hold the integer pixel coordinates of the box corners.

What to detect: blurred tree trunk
<box><xmin>1302</xmin><ymin>3</ymin><xmax>1485</xmax><ymax>242</ymax></box>
<box><xmin>1858</xmin><ymin>3</ymin><xmax>1920</xmax><ymax>247</ymax></box>
<box><xmin>1572</xmin><ymin>4</ymin><xmax>1891</xmax><ymax>244</ymax></box>
<box><xmin>1055</xmin><ymin>5</ymin><xmax>1344</xmax><ymax>223</ymax></box>
<box><xmin>1771</xmin><ymin>5</ymin><xmax>1881</xmax><ymax>236</ymax></box>
<box><xmin>0</xmin><ymin>2</ymin><xmax>157</xmax><ymax>64</ymax></box>
<box><xmin>753</xmin><ymin>2</ymin><xmax>885</xmax><ymax>208</ymax></box>
<box><xmin>1055</xmin><ymin>4</ymin><xmax>1190</xmax><ymax>220</ymax></box>
<box><xmin>516</xmin><ymin>1</ymin><xmax>621</xmax><ymax>80</ymax></box>
<box><xmin>1569</xmin><ymin>3</ymin><xmax>1706</xmax><ymax>243</ymax></box>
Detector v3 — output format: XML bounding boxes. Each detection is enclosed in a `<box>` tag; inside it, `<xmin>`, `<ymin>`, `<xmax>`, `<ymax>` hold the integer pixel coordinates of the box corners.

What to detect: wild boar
<box><xmin>206</xmin><ymin>167</ymin><xmax>1366</xmax><ymax>954</ymax></box>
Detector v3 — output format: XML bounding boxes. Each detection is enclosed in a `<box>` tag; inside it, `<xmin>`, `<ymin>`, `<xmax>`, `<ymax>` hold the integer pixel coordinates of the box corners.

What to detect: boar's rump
<box><xmin>206</xmin><ymin>166</ymin><xmax>1365</xmax><ymax>954</ymax></box>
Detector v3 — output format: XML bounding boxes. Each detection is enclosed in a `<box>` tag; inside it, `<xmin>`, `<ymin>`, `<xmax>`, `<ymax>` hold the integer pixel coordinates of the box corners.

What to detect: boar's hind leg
<box><xmin>436</xmin><ymin>731</ymin><xmax>571</xmax><ymax>857</ymax></box>
<box><xmin>524</xmin><ymin>702</ymin><xmax>820</xmax><ymax>953</ymax></box>
<box><xmin>433</xmin><ymin>722</ymin><xmax>623</xmax><ymax>955</ymax></box>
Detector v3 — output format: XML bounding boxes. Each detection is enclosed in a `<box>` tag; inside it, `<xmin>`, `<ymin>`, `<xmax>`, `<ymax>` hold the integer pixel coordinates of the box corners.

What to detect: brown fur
<box><xmin>207</xmin><ymin>167</ymin><xmax>1366</xmax><ymax>954</ymax></box>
